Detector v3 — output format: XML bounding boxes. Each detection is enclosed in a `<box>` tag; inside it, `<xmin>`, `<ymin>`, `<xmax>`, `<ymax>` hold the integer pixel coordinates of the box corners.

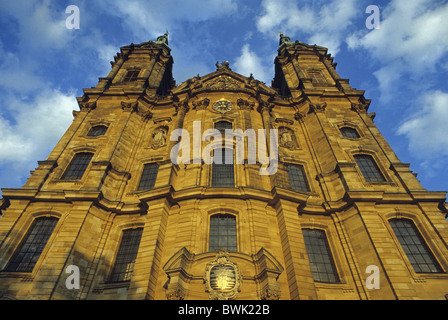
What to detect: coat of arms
<box><xmin>204</xmin><ymin>250</ymin><xmax>242</xmax><ymax>300</ymax></box>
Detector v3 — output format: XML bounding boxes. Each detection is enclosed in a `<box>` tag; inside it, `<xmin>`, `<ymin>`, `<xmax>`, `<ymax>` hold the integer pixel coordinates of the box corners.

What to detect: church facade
<box><xmin>0</xmin><ymin>34</ymin><xmax>447</xmax><ymax>300</ymax></box>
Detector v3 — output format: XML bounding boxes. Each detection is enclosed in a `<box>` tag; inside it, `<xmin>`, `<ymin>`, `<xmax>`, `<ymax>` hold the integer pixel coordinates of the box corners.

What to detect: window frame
<box><xmin>307</xmin><ymin>70</ymin><xmax>327</xmax><ymax>85</ymax></box>
<box><xmin>353</xmin><ymin>154</ymin><xmax>386</xmax><ymax>183</ymax></box>
<box><xmin>389</xmin><ymin>218</ymin><xmax>443</xmax><ymax>274</ymax></box>
<box><xmin>211</xmin><ymin>148</ymin><xmax>235</xmax><ymax>188</ymax></box>
<box><xmin>109</xmin><ymin>227</ymin><xmax>144</xmax><ymax>283</ymax></box>
<box><xmin>61</xmin><ymin>152</ymin><xmax>94</xmax><ymax>180</ymax></box>
<box><xmin>286</xmin><ymin>163</ymin><xmax>310</xmax><ymax>192</ymax></box>
<box><xmin>122</xmin><ymin>69</ymin><xmax>141</xmax><ymax>82</ymax></box>
<box><xmin>4</xmin><ymin>216</ymin><xmax>59</xmax><ymax>273</ymax></box>
<box><xmin>87</xmin><ymin>125</ymin><xmax>108</xmax><ymax>137</ymax></box>
<box><xmin>302</xmin><ymin>228</ymin><xmax>340</xmax><ymax>284</ymax></box>
<box><xmin>208</xmin><ymin>213</ymin><xmax>238</xmax><ymax>252</ymax></box>
<box><xmin>340</xmin><ymin>127</ymin><xmax>360</xmax><ymax>139</ymax></box>
<box><xmin>137</xmin><ymin>162</ymin><xmax>159</xmax><ymax>191</ymax></box>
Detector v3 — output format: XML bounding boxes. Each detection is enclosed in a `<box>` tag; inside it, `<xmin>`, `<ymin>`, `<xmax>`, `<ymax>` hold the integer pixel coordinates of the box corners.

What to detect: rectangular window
<box><xmin>209</xmin><ymin>214</ymin><xmax>237</xmax><ymax>252</ymax></box>
<box><xmin>123</xmin><ymin>69</ymin><xmax>140</xmax><ymax>82</ymax></box>
<box><xmin>211</xmin><ymin>148</ymin><xmax>234</xmax><ymax>187</ymax></box>
<box><xmin>287</xmin><ymin>164</ymin><xmax>310</xmax><ymax>192</ymax></box>
<box><xmin>138</xmin><ymin>163</ymin><xmax>159</xmax><ymax>191</ymax></box>
<box><xmin>302</xmin><ymin>228</ymin><xmax>340</xmax><ymax>283</ymax></box>
<box><xmin>61</xmin><ymin>152</ymin><xmax>93</xmax><ymax>180</ymax></box>
<box><xmin>110</xmin><ymin>228</ymin><xmax>143</xmax><ymax>282</ymax></box>
<box><xmin>390</xmin><ymin>219</ymin><xmax>443</xmax><ymax>273</ymax></box>
<box><xmin>354</xmin><ymin>154</ymin><xmax>386</xmax><ymax>182</ymax></box>
<box><xmin>6</xmin><ymin>217</ymin><xmax>58</xmax><ymax>272</ymax></box>
<box><xmin>308</xmin><ymin>71</ymin><xmax>326</xmax><ymax>84</ymax></box>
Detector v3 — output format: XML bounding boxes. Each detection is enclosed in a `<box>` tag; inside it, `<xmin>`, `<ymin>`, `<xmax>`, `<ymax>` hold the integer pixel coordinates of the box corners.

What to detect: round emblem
<box><xmin>212</xmin><ymin>100</ymin><xmax>233</xmax><ymax>113</ymax></box>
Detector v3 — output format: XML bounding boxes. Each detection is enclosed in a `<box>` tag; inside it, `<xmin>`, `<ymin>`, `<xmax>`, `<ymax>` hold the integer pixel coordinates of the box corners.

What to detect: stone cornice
<box><xmin>1</xmin><ymin>186</ymin><xmax>446</xmax><ymax>217</ymax></box>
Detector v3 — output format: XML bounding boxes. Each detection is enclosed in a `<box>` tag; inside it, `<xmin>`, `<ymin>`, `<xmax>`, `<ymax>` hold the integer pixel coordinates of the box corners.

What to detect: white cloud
<box><xmin>233</xmin><ymin>44</ymin><xmax>270</xmax><ymax>84</ymax></box>
<box><xmin>102</xmin><ymin>0</ymin><xmax>238</xmax><ymax>40</ymax></box>
<box><xmin>397</xmin><ymin>90</ymin><xmax>448</xmax><ymax>159</ymax></box>
<box><xmin>0</xmin><ymin>0</ymin><xmax>73</xmax><ymax>51</ymax></box>
<box><xmin>0</xmin><ymin>88</ymin><xmax>77</xmax><ymax>187</ymax></box>
<box><xmin>347</xmin><ymin>0</ymin><xmax>448</xmax><ymax>100</ymax></box>
<box><xmin>256</xmin><ymin>0</ymin><xmax>358</xmax><ymax>55</ymax></box>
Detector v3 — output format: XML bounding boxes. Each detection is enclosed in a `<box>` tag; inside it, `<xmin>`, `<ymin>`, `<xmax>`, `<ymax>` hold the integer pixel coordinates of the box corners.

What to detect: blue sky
<box><xmin>0</xmin><ymin>0</ymin><xmax>447</xmax><ymax>194</ymax></box>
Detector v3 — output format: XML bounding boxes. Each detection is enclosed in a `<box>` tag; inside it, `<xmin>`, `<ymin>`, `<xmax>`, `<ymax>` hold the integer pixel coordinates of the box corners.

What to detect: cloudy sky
<box><xmin>0</xmin><ymin>0</ymin><xmax>447</xmax><ymax>194</ymax></box>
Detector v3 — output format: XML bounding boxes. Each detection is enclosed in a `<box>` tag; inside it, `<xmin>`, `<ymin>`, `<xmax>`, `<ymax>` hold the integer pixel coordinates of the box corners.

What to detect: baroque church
<box><xmin>0</xmin><ymin>33</ymin><xmax>447</xmax><ymax>300</ymax></box>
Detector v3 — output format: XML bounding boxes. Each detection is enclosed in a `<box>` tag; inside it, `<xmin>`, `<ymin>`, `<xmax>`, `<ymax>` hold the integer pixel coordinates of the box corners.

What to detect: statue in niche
<box><xmin>279</xmin><ymin>127</ymin><xmax>297</xmax><ymax>150</ymax></box>
<box><xmin>152</xmin><ymin>126</ymin><xmax>168</xmax><ymax>149</ymax></box>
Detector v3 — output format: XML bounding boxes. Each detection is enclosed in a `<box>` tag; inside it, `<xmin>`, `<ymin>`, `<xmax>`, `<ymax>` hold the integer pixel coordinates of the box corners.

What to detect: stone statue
<box><xmin>155</xmin><ymin>31</ymin><xmax>169</xmax><ymax>45</ymax></box>
<box><xmin>216</xmin><ymin>61</ymin><xmax>231</xmax><ymax>71</ymax></box>
<box><xmin>152</xmin><ymin>127</ymin><xmax>167</xmax><ymax>148</ymax></box>
<box><xmin>279</xmin><ymin>33</ymin><xmax>294</xmax><ymax>47</ymax></box>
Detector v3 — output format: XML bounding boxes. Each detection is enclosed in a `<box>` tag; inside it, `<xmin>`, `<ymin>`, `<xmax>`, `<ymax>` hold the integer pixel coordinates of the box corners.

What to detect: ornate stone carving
<box><xmin>192</xmin><ymin>98</ymin><xmax>210</xmax><ymax>110</ymax></box>
<box><xmin>165</xmin><ymin>284</ymin><xmax>186</xmax><ymax>300</ymax></box>
<box><xmin>351</xmin><ymin>102</ymin><xmax>369</xmax><ymax>113</ymax></box>
<box><xmin>237</xmin><ymin>98</ymin><xmax>255</xmax><ymax>111</ymax></box>
<box><xmin>151</xmin><ymin>126</ymin><xmax>168</xmax><ymax>149</ymax></box>
<box><xmin>309</xmin><ymin>102</ymin><xmax>327</xmax><ymax>113</ymax></box>
<box><xmin>206</xmin><ymin>76</ymin><xmax>241</xmax><ymax>91</ymax></box>
<box><xmin>278</xmin><ymin>126</ymin><xmax>298</xmax><ymax>150</ymax></box>
<box><xmin>173</xmin><ymin>100</ymin><xmax>190</xmax><ymax>116</ymax></box>
<box><xmin>212</xmin><ymin>100</ymin><xmax>233</xmax><ymax>113</ymax></box>
<box><xmin>79</xmin><ymin>101</ymin><xmax>96</xmax><ymax>110</ymax></box>
<box><xmin>216</xmin><ymin>60</ymin><xmax>231</xmax><ymax>71</ymax></box>
<box><xmin>204</xmin><ymin>250</ymin><xmax>242</xmax><ymax>300</ymax></box>
<box><xmin>121</xmin><ymin>100</ymin><xmax>138</xmax><ymax>112</ymax></box>
<box><xmin>261</xmin><ymin>283</ymin><xmax>282</xmax><ymax>300</ymax></box>
<box><xmin>294</xmin><ymin>111</ymin><xmax>306</xmax><ymax>122</ymax></box>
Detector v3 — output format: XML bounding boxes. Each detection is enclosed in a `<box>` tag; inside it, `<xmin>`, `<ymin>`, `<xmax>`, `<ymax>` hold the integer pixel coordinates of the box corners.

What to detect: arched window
<box><xmin>110</xmin><ymin>228</ymin><xmax>143</xmax><ymax>282</ymax></box>
<box><xmin>87</xmin><ymin>125</ymin><xmax>108</xmax><ymax>137</ymax></box>
<box><xmin>340</xmin><ymin>127</ymin><xmax>360</xmax><ymax>139</ymax></box>
<box><xmin>61</xmin><ymin>152</ymin><xmax>94</xmax><ymax>180</ymax></box>
<box><xmin>389</xmin><ymin>218</ymin><xmax>442</xmax><ymax>273</ymax></box>
<box><xmin>138</xmin><ymin>163</ymin><xmax>159</xmax><ymax>191</ymax></box>
<box><xmin>302</xmin><ymin>228</ymin><xmax>340</xmax><ymax>283</ymax></box>
<box><xmin>209</xmin><ymin>214</ymin><xmax>237</xmax><ymax>252</ymax></box>
<box><xmin>211</xmin><ymin>148</ymin><xmax>234</xmax><ymax>187</ymax></box>
<box><xmin>287</xmin><ymin>164</ymin><xmax>310</xmax><ymax>192</ymax></box>
<box><xmin>354</xmin><ymin>154</ymin><xmax>386</xmax><ymax>182</ymax></box>
<box><xmin>5</xmin><ymin>217</ymin><xmax>58</xmax><ymax>272</ymax></box>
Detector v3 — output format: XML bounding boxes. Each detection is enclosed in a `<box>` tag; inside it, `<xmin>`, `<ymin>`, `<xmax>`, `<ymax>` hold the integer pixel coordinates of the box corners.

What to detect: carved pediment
<box><xmin>205</xmin><ymin>75</ymin><xmax>242</xmax><ymax>91</ymax></box>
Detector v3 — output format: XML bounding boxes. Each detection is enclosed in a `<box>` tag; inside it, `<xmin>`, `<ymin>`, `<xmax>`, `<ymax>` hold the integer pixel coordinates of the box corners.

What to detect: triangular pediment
<box><xmin>171</xmin><ymin>62</ymin><xmax>276</xmax><ymax>96</ymax></box>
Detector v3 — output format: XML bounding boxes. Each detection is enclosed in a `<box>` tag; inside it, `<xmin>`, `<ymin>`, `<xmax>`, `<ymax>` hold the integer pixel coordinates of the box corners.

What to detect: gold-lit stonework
<box><xmin>0</xmin><ymin>34</ymin><xmax>447</xmax><ymax>300</ymax></box>
<box><xmin>212</xmin><ymin>100</ymin><xmax>233</xmax><ymax>114</ymax></box>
